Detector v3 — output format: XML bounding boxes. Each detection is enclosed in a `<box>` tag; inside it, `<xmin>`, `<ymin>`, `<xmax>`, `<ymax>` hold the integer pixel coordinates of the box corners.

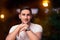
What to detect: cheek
<box><xmin>28</xmin><ymin>16</ymin><xmax>31</xmax><ymax>19</ymax></box>
<box><xmin>20</xmin><ymin>16</ymin><xmax>24</xmax><ymax>20</ymax></box>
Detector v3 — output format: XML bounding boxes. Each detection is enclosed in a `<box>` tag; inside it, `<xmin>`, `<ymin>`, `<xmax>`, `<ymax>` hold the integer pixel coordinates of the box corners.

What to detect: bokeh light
<box><xmin>0</xmin><ymin>14</ymin><xmax>5</xmax><ymax>19</ymax></box>
<box><xmin>42</xmin><ymin>0</ymin><xmax>49</xmax><ymax>7</ymax></box>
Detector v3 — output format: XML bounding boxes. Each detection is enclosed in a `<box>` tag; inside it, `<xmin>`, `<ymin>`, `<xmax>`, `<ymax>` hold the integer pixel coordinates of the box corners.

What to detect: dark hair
<box><xmin>19</xmin><ymin>7</ymin><xmax>32</xmax><ymax>15</ymax></box>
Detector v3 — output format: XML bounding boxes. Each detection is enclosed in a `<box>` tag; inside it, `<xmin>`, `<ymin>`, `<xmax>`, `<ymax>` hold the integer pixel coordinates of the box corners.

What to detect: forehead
<box><xmin>21</xmin><ymin>9</ymin><xmax>30</xmax><ymax>14</ymax></box>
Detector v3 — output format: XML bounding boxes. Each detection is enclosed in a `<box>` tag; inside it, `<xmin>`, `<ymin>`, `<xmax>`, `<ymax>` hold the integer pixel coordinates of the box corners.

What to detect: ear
<box><xmin>19</xmin><ymin>14</ymin><xmax>21</xmax><ymax>19</ymax></box>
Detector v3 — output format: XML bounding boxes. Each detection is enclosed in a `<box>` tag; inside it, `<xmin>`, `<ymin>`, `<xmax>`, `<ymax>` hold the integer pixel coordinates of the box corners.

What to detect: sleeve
<box><xmin>9</xmin><ymin>25</ymin><xmax>18</xmax><ymax>33</ymax></box>
<box><xmin>32</xmin><ymin>24</ymin><xmax>43</xmax><ymax>33</ymax></box>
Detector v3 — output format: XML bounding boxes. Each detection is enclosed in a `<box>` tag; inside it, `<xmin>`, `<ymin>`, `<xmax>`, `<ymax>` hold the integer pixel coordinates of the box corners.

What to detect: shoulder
<box><xmin>9</xmin><ymin>24</ymin><xmax>19</xmax><ymax>33</ymax></box>
<box><xmin>30</xmin><ymin>23</ymin><xmax>43</xmax><ymax>33</ymax></box>
<box><xmin>33</xmin><ymin>23</ymin><xmax>42</xmax><ymax>28</ymax></box>
<box><xmin>11</xmin><ymin>25</ymin><xmax>19</xmax><ymax>28</ymax></box>
<box><xmin>31</xmin><ymin>23</ymin><xmax>42</xmax><ymax>29</ymax></box>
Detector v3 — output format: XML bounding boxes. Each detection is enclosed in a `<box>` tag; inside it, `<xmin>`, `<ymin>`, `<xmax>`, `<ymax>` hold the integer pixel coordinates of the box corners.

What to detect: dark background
<box><xmin>0</xmin><ymin>0</ymin><xmax>60</xmax><ymax>40</ymax></box>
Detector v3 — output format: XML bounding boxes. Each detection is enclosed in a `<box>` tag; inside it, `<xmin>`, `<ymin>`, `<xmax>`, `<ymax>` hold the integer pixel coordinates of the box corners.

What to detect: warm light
<box><xmin>42</xmin><ymin>0</ymin><xmax>49</xmax><ymax>7</ymax></box>
<box><xmin>0</xmin><ymin>14</ymin><xmax>4</xmax><ymax>19</ymax></box>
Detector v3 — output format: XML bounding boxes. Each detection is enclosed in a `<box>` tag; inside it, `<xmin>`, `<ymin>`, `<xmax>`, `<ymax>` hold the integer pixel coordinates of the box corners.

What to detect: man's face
<box><xmin>19</xmin><ymin>9</ymin><xmax>32</xmax><ymax>24</ymax></box>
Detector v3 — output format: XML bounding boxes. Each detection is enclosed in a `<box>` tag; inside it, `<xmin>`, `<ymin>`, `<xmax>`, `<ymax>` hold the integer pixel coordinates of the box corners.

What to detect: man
<box><xmin>6</xmin><ymin>7</ymin><xmax>43</xmax><ymax>40</ymax></box>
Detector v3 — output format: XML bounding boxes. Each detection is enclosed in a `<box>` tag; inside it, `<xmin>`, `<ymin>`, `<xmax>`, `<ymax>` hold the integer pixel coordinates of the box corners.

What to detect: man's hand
<box><xmin>6</xmin><ymin>24</ymin><xmax>29</xmax><ymax>40</ymax></box>
<box><xmin>20</xmin><ymin>24</ymin><xmax>29</xmax><ymax>32</ymax></box>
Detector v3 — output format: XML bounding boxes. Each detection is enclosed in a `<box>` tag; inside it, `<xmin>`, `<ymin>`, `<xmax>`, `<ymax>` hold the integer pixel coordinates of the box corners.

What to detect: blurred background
<box><xmin>0</xmin><ymin>0</ymin><xmax>60</xmax><ymax>40</ymax></box>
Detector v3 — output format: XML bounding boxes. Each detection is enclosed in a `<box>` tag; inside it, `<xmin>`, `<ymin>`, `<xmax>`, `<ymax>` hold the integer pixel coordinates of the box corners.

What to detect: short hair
<box><xmin>20</xmin><ymin>7</ymin><xmax>32</xmax><ymax>15</ymax></box>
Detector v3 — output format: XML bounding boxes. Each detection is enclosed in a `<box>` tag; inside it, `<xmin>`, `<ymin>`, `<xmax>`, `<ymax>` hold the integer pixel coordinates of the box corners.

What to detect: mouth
<box><xmin>24</xmin><ymin>19</ymin><xmax>28</xmax><ymax>21</ymax></box>
<box><xmin>23</xmin><ymin>19</ymin><xmax>29</xmax><ymax>23</ymax></box>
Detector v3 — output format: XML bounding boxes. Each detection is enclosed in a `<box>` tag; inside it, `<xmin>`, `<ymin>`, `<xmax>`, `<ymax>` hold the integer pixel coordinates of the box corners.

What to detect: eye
<box><xmin>22</xmin><ymin>14</ymin><xmax>25</xmax><ymax>16</ymax></box>
<box><xmin>27</xmin><ymin>14</ymin><xmax>31</xmax><ymax>16</ymax></box>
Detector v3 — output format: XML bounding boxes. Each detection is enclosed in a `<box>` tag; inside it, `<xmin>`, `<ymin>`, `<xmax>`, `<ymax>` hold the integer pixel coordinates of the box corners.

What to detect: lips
<box><xmin>24</xmin><ymin>20</ymin><xmax>28</xmax><ymax>22</ymax></box>
<box><xmin>23</xmin><ymin>19</ymin><xmax>29</xmax><ymax>23</ymax></box>
<box><xmin>24</xmin><ymin>19</ymin><xmax>28</xmax><ymax>21</ymax></box>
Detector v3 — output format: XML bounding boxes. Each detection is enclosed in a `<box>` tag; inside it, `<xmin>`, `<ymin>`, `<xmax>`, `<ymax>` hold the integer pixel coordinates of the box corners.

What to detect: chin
<box><xmin>23</xmin><ymin>22</ymin><xmax>28</xmax><ymax>24</ymax></box>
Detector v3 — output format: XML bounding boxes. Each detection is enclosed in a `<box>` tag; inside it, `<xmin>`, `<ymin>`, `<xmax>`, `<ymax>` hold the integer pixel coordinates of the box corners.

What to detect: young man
<box><xmin>6</xmin><ymin>7</ymin><xmax>43</xmax><ymax>40</ymax></box>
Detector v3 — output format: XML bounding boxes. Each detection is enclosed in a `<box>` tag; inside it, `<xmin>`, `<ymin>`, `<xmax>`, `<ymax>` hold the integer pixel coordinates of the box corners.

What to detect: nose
<box><xmin>25</xmin><ymin>15</ymin><xmax>28</xmax><ymax>18</ymax></box>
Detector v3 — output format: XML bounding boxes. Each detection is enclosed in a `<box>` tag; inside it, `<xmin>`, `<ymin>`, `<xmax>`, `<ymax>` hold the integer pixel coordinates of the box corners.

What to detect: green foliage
<box><xmin>49</xmin><ymin>12</ymin><xmax>60</xmax><ymax>30</ymax></box>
